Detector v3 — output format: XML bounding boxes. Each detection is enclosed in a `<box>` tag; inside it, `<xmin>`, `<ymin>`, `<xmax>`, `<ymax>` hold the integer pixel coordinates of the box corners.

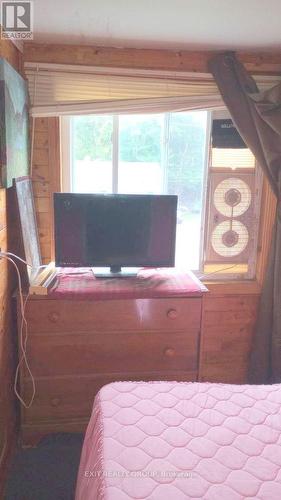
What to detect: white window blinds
<box><xmin>25</xmin><ymin>63</ymin><xmax>224</xmax><ymax>116</ymax></box>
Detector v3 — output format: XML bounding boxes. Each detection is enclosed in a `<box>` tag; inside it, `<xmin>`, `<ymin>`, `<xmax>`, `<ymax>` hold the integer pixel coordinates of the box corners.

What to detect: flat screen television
<box><xmin>54</xmin><ymin>193</ymin><xmax>178</xmax><ymax>277</ymax></box>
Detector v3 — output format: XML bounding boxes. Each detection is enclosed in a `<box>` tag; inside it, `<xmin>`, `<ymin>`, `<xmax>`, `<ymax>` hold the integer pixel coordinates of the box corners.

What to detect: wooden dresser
<box><xmin>17</xmin><ymin>270</ymin><xmax>207</xmax><ymax>445</ymax></box>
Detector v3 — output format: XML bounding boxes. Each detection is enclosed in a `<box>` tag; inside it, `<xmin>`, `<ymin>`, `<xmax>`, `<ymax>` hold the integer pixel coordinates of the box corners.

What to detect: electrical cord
<box><xmin>1</xmin><ymin>251</ymin><xmax>47</xmax><ymax>271</ymax></box>
<box><xmin>0</xmin><ymin>251</ymin><xmax>35</xmax><ymax>408</ymax></box>
<box><xmin>1</xmin><ymin>251</ymin><xmax>32</xmax><ymax>267</ymax></box>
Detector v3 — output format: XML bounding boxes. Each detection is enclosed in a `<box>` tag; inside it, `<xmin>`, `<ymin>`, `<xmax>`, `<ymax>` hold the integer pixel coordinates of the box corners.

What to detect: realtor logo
<box><xmin>1</xmin><ymin>1</ymin><xmax>33</xmax><ymax>39</ymax></box>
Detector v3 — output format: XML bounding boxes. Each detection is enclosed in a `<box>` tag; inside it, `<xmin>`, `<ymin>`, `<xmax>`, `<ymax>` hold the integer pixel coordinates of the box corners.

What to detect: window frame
<box><xmin>200</xmin><ymin>109</ymin><xmax>263</xmax><ymax>281</ymax></box>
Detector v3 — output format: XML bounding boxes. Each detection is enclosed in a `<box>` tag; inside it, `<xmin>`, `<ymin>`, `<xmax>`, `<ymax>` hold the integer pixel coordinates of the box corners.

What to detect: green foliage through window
<box><xmin>72</xmin><ymin>115</ymin><xmax>113</xmax><ymax>161</ymax></box>
<box><xmin>71</xmin><ymin>111</ymin><xmax>207</xmax><ymax>213</ymax></box>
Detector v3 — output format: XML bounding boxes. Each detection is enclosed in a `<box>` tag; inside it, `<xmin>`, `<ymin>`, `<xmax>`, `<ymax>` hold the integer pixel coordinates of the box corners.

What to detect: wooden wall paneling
<box><xmin>34</xmin><ymin>197</ymin><xmax>50</xmax><ymax>213</ymax></box>
<box><xmin>33</xmin><ymin>130</ymin><xmax>49</xmax><ymax>149</ymax></box>
<box><xmin>256</xmin><ymin>177</ymin><xmax>277</xmax><ymax>285</ymax></box>
<box><xmin>199</xmin><ymin>294</ymin><xmax>259</xmax><ymax>383</ymax></box>
<box><xmin>32</xmin><ymin>180</ymin><xmax>50</xmax><ymax>198</ymax></box>
<box><xmin>31</xmin><ymin>117</ymin><xmax>60</xmax><ymax>263</ymax></box>
<box><xmin>32</xmin><ymin>147</ymin><xmax>50</xmax><ymax>166</ymax></box>
<box><xmin>32</xmin><ymin>164</ymin><xmax>50</xmax><ymax>183</ymax></box>
<box><xmin>205</xmin><ymin>280</ymin><xmax>261</xmax><ymax>295</ymax></box>
<box><xmin>33</xmin><ymin>117</ymin><xmax>49</xmax><ymax>131</ymax></box>
<box><xmin>0</xmin><ymin>38</ymin><xmax>23</xmax><ymax>495</ymax></box>
<box><xmin>0</xmin><ymin>184</ymin><xmax>27</xmax><ymax>493</ymax></box>
<box><xmin>0</xmin><ymin>218</ymin><xmax>17</xmax><ymax>493</ymax></box>
<box><xmin>48</xmin><ymin>117</ymin><xmax>61</xmax><ymax>262</ymax></box>
<box><xmin>24</xmin><ymin>42</ymin><xmax>281</xmax><ymax>75</ymax></box>
<box><xmin>24</xmin><ymin>43</ymin><xmax>215</xmax><ymax>72</ymax></box>
<box><xmin>31</xmin><ymin>118</ymin><xmax>50</xmax><ymax>263</ymax></box>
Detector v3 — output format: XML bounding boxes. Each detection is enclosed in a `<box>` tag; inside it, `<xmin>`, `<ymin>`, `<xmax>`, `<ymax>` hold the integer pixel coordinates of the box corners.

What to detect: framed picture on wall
<box><xmin>0</xmin><ymin>58</ymin><xmax>30</xmax><ymax>188</ymax></box>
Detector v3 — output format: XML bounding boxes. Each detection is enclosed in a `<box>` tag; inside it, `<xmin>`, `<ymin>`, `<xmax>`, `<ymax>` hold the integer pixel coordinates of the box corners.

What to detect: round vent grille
<box><xmin>211</xmin><ymin>220</ymin><xmax>249</xmax><ymax>257</ymax></box>
<box><xmin>214</xmin><ymin>178</ymin><xmax>251</xmax><ymax>217</ymax></box>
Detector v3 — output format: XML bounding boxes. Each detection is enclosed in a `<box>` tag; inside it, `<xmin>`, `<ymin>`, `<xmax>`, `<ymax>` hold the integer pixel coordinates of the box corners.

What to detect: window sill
<box><xmin>203</xmin><ymin>279</ymin><xmax>261</xmax><ymax>295</ymax></box>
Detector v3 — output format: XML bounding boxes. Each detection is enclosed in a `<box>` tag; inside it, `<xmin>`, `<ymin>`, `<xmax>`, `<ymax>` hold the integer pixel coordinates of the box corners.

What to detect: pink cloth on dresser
<box><xmin>49</xmin><ymin>268</ymin><xmax>207</xmax><ymax>300</ymax></box>
<box><xmin>75</xmin><ymin>381</ymin><xmax>281</xmax><ymax>500</ymax></box>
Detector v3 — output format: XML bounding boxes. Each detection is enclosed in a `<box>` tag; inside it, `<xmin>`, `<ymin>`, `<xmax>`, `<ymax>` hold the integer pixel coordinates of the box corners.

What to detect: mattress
<box><xmin>75</xmin><ymin>381</ymin><xmax>281</xmax><ymax>499</ymax></box>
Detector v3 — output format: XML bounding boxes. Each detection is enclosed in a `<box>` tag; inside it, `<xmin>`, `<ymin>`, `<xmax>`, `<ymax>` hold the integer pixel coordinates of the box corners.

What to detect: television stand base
<box><xmin>92</xmin><ymin>267</ymin><xmax>140</xmax><ymax>278</ymax></box>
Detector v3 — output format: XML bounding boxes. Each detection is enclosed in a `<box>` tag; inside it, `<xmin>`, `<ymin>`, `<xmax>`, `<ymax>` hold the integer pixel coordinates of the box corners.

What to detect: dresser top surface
<box><xmin>34</xmin><ymin>268</ymin><xmax>208</xmax><ymax>301</ymax></box>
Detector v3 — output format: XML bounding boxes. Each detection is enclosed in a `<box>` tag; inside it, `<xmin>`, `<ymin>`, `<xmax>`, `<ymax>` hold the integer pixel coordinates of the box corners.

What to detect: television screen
<box><xmin>54</xmin><ymin>193</ymin><xmax>178</xmax><ymax>272</ymax></box>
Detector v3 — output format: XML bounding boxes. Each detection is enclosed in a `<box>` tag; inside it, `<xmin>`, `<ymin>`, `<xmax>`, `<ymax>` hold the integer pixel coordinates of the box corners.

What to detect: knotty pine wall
<box><xmin>31</xmin><ymin>117</ymin><xmax>60</xmax><ymax>263</ymax></box>
<box><xmin>0</xmin><ymin>39</ymin><xmax>23</xmax><ymax>494</ymax></box>
<box><xmin>199</xmin><ymin>294</ymin><xmax>259</xmax><ymax>383</ymax></box>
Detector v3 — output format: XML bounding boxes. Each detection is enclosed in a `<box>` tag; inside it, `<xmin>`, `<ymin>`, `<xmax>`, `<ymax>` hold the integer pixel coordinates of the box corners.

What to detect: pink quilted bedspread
<box><xmin>75</xmin><ymin>381</ymin><xmax>281</xmax><ymax>499</ymax></box>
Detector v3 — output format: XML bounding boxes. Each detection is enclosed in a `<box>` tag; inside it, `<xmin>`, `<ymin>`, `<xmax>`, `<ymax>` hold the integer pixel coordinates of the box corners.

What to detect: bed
<box><xmin>75</xmin><ymin>381</ymin><xmax>281</xmax><ymax>499</ymax></box>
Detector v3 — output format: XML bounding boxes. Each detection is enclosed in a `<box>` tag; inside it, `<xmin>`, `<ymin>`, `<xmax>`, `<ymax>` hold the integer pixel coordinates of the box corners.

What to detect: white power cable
<box><xmin>0</xmin><ymin>251</ymin><xmax>35</xmax><ymax>408</ymax></box>
<box><xmin>1</xmin><ymin>251</ymin><xmax>32</xmax><ymax>267</ymax></box>
<box><xmin>1</xmin><ymin>251</ymin><xmax>47</xmax><ymax>271</ymax></box>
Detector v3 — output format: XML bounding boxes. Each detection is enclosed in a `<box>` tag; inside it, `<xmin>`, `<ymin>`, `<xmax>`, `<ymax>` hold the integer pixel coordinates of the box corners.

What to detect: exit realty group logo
<box><xmin>1</xmin><ymin>1</ymin><xmax>33</xmax><ymax>39</ymax></box>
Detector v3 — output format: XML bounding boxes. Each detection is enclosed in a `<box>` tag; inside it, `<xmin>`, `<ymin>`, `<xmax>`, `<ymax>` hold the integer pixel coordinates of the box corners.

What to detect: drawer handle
<box><xmin>167</xmin><ymin>308</ymin><xmax>178</xmax><ymax>319</ymax></box>
<box><xmin>51</xmin><ymin>397</ymin><xmax>61</xmax><ymax>407</ymax></box>
<box><xmin>49</xmin><ymin>312</ymin><xmax>60</xmax><ymax>323</ymax></box>
<box><xmin>164</xmin><ymin>347</ymin><xmax>175</xmax><ymax>357</ymax></box>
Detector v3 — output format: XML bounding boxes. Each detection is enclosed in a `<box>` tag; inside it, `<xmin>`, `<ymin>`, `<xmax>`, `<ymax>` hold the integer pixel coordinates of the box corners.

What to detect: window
<box><xmin>61</xmin><ymin>110</ymin><xmax>262</xmax><ymax>278</ymax></box>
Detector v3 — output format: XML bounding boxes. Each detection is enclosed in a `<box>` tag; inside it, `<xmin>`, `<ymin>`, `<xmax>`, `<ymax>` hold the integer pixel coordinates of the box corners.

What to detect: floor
<box><xmin>4</xmin><ymin>433</ymin><xmax>84</xmax><ymax>500</ymax></box>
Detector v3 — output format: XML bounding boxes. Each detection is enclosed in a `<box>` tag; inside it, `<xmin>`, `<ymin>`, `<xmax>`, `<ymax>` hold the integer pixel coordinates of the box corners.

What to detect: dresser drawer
<box><xmin>24</xmin><ymin>329</ymin><xmax>199</xmax><ymax>376</ymax></box>
<box><xmin>21</xmin><ymin>377</ymin><xmax>103</xmax><ymax>423</ymax></box>
<box><xmin>24</xmin><ymin>297</ymin><xmax>202</xmax><ymax>333</ymax></box>
<box><xmin>22</xmin><ymin>372</ymin><xmax>197</xmax><ymax>423</ymax></box>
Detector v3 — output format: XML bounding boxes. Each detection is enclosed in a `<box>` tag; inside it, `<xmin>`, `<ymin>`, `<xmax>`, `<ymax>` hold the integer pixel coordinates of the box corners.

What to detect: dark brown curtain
<box><xmin>208</xmin><ymin>52</ymin><xmax>281</xmax><ymax>383</ymax></box>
